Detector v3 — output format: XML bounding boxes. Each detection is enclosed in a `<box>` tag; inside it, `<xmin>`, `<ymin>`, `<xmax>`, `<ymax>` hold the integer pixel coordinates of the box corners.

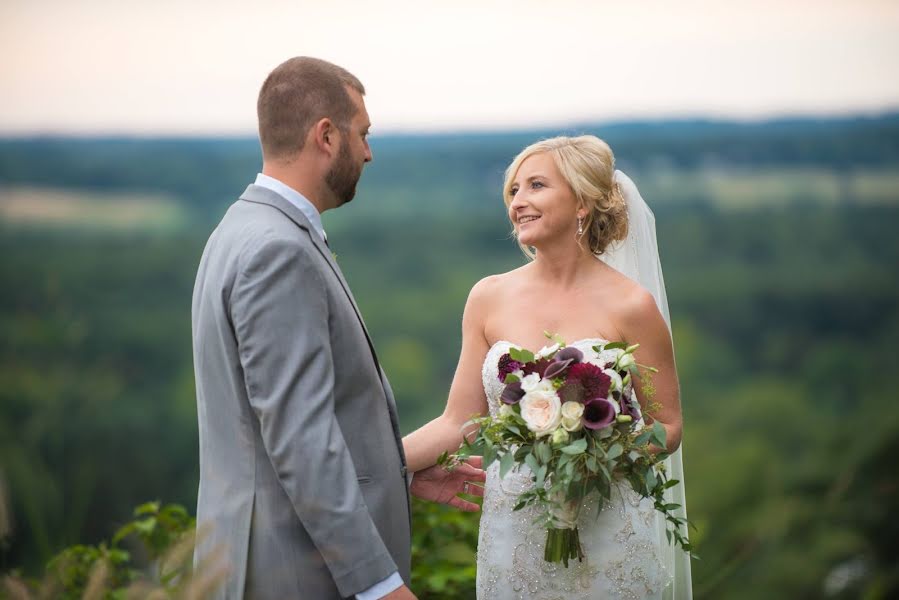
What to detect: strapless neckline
<box><xmin>487</xmin><ymin>337</ymin><xmax>613</xmax><ymax>354</ymax></box>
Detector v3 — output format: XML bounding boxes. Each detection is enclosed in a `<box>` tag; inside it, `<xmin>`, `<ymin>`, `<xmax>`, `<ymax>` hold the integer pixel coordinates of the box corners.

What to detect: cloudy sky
<box><xmin>2</xmin><ymin>0</ymin><xmax>898</xmax><ymax>135</ymax></box>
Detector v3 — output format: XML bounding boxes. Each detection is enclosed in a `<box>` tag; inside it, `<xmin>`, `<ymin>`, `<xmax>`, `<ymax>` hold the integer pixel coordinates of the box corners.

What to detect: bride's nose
<box><xmin>509</xmin><ymin>193</ymin><xmax>527</xmax><ymax>213</ymax></box>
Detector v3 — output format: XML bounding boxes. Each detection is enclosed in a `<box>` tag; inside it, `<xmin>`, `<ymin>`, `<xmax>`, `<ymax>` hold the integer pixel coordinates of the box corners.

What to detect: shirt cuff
<box><xmin>356</xmin><ymin>571</ymin><xmax>403</xmax><ymax>600</ymax></box>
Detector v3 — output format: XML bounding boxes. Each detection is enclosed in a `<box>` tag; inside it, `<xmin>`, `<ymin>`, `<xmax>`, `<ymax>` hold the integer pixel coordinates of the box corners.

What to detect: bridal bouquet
<box><xmin>440</xmin><ymin>335</ymin><xmax>691</xmax><ymax>567</ymax></box>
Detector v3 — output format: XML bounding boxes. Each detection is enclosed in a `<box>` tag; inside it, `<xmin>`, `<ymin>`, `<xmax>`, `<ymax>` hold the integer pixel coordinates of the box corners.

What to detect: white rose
<box><xmin>520</xmin><ymin>372</ymin><xmax>553</xmax><ymax>394</ymax></box>
<box><xmin>520</xmin><ymin>390</ymin><xmax>562</xmax><ymax>437</ymax></box>
<box><xmin>560</xmin><ymin>401</ymin><xmax>584</xmax><ymax>432</ymax></box>
<box><xmin>535</xmin><ymin>342</ymin><xmax>561</xmax><ymax>360</ymax></box>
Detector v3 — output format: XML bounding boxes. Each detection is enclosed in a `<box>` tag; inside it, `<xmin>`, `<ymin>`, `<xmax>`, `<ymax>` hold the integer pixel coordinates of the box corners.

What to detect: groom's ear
<box><xmin>311</xmin><ymin>118</ymin><xmax>337</xmax><ymax>158</ymax></box>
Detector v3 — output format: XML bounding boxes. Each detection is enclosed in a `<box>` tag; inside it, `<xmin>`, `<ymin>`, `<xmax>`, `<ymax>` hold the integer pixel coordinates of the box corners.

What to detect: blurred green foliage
<box><xmin>4</xmin><ymin>501</ymin><xmax>199</xmax><ymax>599</ymax></box>
<box><xmin>1</xmin><ymin>117</ymin><xmax>899</xmax><ymax>598</ymax></box>
<box><xmin>411</xmin><ymin>499</ymin><xmax>479</xmax><ymax>599</ymax></box>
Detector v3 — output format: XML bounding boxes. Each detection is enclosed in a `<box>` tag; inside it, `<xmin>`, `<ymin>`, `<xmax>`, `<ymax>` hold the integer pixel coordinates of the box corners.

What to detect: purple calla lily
<box><xmin>501</xmin><ymin>381</ymin><xmax>525</xmax><ymax>405</ymax></box>
<box><xmin>555</xmin><ymin>347</ymin><xmax>583</xmax><ymax>363</ymax></box>
<box><xmin>620</xmin><ymin>396</ymin><xmax>642</xmax><ymax>421</ymax></box>
<box><xmin>582</xmin><ymin>398</ymin><xmax>617</xmax><ymax>430</ymax></box>
<box><xmin>544</xmin><ymin>358</ymin><xmax>573</xmax><ymax>379</ymax></box>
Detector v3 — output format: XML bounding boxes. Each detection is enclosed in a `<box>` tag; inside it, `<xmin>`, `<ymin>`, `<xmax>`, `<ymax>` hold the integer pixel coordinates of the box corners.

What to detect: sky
<box><xmin>2</xmin><ymin>0</ymin><xmax>898</xmax><ymax>135</ymax></box>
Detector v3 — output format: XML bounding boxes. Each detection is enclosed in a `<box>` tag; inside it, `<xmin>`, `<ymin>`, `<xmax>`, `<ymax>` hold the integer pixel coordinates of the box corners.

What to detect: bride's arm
<box><xmin>403</xmin><ymin>278</ymin><xmax>493</xmax><ymax>473</ymax></box>
<box><xmin>619</xmin><ymin>286</ymin><xmax>683</xmax><ymax>453</ymax></box>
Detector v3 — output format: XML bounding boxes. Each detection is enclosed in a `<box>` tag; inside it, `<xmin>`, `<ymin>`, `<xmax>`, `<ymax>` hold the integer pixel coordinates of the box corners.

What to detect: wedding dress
<box><xmin>477</xmin><ymin>339</ymin><xmax>670</xmax><ymax>600</ymax></box>
<box><xmin>475</xmin><ymin>172</ymin><xmax>692</xmax><ymax>599</ymax></box>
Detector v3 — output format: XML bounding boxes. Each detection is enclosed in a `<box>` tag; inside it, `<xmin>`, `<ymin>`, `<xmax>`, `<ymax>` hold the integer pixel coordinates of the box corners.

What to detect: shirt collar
<box><xmin>253</xmin><ymin>173</ymin><xmax>327</xmax><ymax>243</ymax></box>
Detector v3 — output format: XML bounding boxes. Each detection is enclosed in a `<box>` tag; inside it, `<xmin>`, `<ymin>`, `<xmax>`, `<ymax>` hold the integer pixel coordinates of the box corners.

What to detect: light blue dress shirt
<box><xmin>254</xmin><ymin>173</ymin><xmax>328</xmax><ymax>243</ymax></box>
<box><xmin>253</xmin><ymin>173</ymin><xmax>405</xmax><ymax>600</ymax></box>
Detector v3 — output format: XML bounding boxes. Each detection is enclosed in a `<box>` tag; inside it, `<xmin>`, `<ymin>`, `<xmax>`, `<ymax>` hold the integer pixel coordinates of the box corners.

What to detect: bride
<box><xmin>403</xmin><ymin>135</ymin><xmax>692</xmax><ymax>599</ymax></box>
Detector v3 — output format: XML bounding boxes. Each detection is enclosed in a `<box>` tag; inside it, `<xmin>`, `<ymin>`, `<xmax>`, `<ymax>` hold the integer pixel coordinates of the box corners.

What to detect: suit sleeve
<box><xmin>230</xmin><ymin>234</ymin><xmax>398</xmax><ymax>597</ymax></box>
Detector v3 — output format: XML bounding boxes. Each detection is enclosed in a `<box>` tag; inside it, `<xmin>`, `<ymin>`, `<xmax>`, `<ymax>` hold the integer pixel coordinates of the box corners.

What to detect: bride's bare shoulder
<box><xmin>468</xmin><ymin>264</ymin><xmax>530</xmax><ymax>305</ymax></box>
<box><xmin>599</xmin><ymin>266</ymin><xmax>660</xmax><ymax>323</ymax></box>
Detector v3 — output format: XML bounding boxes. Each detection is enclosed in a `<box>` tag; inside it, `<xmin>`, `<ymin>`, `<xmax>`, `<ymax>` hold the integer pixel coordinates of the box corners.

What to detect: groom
<box><xmin>191</xmin><ymin>57</ymin><xmax>483</xmax><ymax>599</ymax></box>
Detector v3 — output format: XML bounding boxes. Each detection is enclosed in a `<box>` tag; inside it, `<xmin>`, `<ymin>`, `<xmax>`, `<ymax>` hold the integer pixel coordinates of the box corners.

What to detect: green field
<box><xmin>0</xmin><ymin>187</ymin><xmax>186</xmax><ymax>232</ymax></box>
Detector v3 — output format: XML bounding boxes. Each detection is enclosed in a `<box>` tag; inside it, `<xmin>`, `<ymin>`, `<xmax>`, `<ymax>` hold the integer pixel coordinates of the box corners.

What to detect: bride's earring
<box><xmin>577</xmin><ymin>216</ymin><xmax>584</xmax><ymax>236</ymax></box>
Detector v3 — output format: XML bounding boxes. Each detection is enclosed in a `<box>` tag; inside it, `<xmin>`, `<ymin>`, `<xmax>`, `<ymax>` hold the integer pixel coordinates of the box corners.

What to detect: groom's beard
<box><xmin>326</xmin><ymin>141</ymin><xmax>362</xmax><ymax>206</ymax></box>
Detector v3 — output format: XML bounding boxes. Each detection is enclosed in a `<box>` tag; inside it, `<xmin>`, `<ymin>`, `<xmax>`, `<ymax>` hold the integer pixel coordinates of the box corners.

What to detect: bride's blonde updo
<box><xmin>503</xmin><ymin>135</ymin><xmax>628</xmax><ymax>258</ymax></box>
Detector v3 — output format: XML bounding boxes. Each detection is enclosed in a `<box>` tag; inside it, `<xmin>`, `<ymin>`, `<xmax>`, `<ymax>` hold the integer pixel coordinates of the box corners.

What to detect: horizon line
<box><xmin>1</xmin><ymin>108</ymin><xmax>897</xmax><ymax>141</ymax></box>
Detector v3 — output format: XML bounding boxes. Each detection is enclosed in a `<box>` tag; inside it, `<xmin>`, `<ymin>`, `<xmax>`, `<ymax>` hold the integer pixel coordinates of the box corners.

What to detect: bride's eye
<box><xmin>509</xmin><ymin>186</ymin><xmax>519</xmax><ymax>197</ymax></box>
<box><xmin>531</xmin><ymin>180</ymin><xmax>545</xmax><ymax>189</ymax></box>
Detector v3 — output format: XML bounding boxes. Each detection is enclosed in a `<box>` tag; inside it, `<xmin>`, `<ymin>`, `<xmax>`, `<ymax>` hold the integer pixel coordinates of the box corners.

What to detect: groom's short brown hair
<box><xmin>257</xmin><ymin>57</ymin><xmax>365</xmax><ymax>160</ymax></box>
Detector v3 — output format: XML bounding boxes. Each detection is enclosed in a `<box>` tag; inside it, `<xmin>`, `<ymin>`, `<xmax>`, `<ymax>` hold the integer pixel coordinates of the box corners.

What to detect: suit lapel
<box><xmin>239</xmin><ymin>185</ymin><xmax>384</xmax><ymax>371</ymax></box>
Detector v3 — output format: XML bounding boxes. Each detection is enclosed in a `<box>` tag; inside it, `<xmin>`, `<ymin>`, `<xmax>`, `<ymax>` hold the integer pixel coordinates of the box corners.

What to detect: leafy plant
<box><xmin>410</xmin><ymin>498</ymin><xmax>479</xmax><ymax>599</ymax></box>
<box><xmin>2</xmin><ymin>502</ymin><xmax>221</xmax><ymax>600</ymax></box>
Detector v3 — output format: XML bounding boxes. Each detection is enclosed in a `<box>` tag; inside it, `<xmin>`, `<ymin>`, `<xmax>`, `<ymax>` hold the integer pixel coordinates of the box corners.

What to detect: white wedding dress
<box><xmin>475</xmin><ymin>171</ymin><xmax>692</xmax><ymax>599</ymax></box>
<box><xmin>476</xmin><ymin>338</ymin><xmax>672</xmax><ymax>600</ymax></box>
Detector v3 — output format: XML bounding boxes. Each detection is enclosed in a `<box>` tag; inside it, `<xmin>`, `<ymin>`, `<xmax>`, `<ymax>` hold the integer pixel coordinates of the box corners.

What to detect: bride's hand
<box><xmin>410</xmin><ymin>457</ymin><xmax>485</xmax><ymax>512</ymax></box>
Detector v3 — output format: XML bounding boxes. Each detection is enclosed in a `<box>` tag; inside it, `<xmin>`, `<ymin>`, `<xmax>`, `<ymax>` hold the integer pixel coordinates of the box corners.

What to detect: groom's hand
<box><xmin>410</xmin><ymin>456</ymin><xmax>486</xmax><ymax>512</ymax></box>
<box><xmin>381</xmin><ymin>584</ymin><xmax>417</xmax><ymax>599</ymax></box>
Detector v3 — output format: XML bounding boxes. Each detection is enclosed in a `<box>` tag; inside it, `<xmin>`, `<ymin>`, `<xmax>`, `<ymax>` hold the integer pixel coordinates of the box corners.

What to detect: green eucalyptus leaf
<box><xmin>483</xmin><ymin>445</ymin><xmax>497</xmax><ymax>469</ymax></box>
<box><xmin>645</xmin><ymin>468</ymin><xmax>658</xmax><ymax>491</ymax></box>
<box><xmin>525</xmin><ymin>453</ymin><xmax>540</xmax><ymax>475</ymax></box>
<box><xmin>500</xmin><ymin>452</ymin><xmax>515</xmax><ymax>479</ymax></box>
<box><xmin>606</xmin><ymin>443</ymin><xmax>623</xmax><ymax>460</ymax></box>
<box><xmin>561</xmin><ymin>438</ymin><xmax>588</xmax><ymax>455</ymax></box>
<box><xmin>536</xmin><ymin>441</ymin><xmax>552</xmax><ymax>463</ymax></box>
<box><xmin>602</xmin><ymin>341</ymin><xmax>627</xmax><ymax>351</ymax></box>
<box><xmin>509</xmin><ymin>347</ymin><xmax>535</xmax><ymax>363</ymax></box>
<box><xmin>651</xmin><ymin>421</ymin><xmax>667</xmax><ymax>448</ymax></box>
<box><xmin>515</xmin><ymin>445</ymin><xmax>533</xmax><ymax>461</ymax></box>
<box><xmin>536</xmin><ymin>464</ymin><xmax>547</xmax><ymax>488</ymax></box>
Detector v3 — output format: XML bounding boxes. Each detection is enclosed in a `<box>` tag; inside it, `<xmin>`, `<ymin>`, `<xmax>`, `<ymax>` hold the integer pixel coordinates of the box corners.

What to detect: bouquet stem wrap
<box><xmin>545</xmin><ymin>491</ymin><xmax>584</xmax><ymax>566</ymax></box>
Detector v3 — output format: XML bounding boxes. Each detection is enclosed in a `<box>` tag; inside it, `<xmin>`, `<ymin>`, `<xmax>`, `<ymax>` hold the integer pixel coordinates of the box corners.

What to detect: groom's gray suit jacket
<box><xmin>191</xmin><ymin>184</ymin><xmax>412</xmax><ymax>599</ymax></box>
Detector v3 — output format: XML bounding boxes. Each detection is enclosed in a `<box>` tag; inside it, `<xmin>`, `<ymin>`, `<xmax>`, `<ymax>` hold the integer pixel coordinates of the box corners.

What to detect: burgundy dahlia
<box><xmin>566</xmin><ymin>363</ymin><xmax>611</xmax><ymax>401</ymax></box>
<box><xmin>497</xmin><ymin>353</ymin><xmax>523</xmax><ymax>382</ymax></box>
<box><xmin>522</xmin><ymin>358</ymin><xmax>553</xmax><ymax>378</ymax></box>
